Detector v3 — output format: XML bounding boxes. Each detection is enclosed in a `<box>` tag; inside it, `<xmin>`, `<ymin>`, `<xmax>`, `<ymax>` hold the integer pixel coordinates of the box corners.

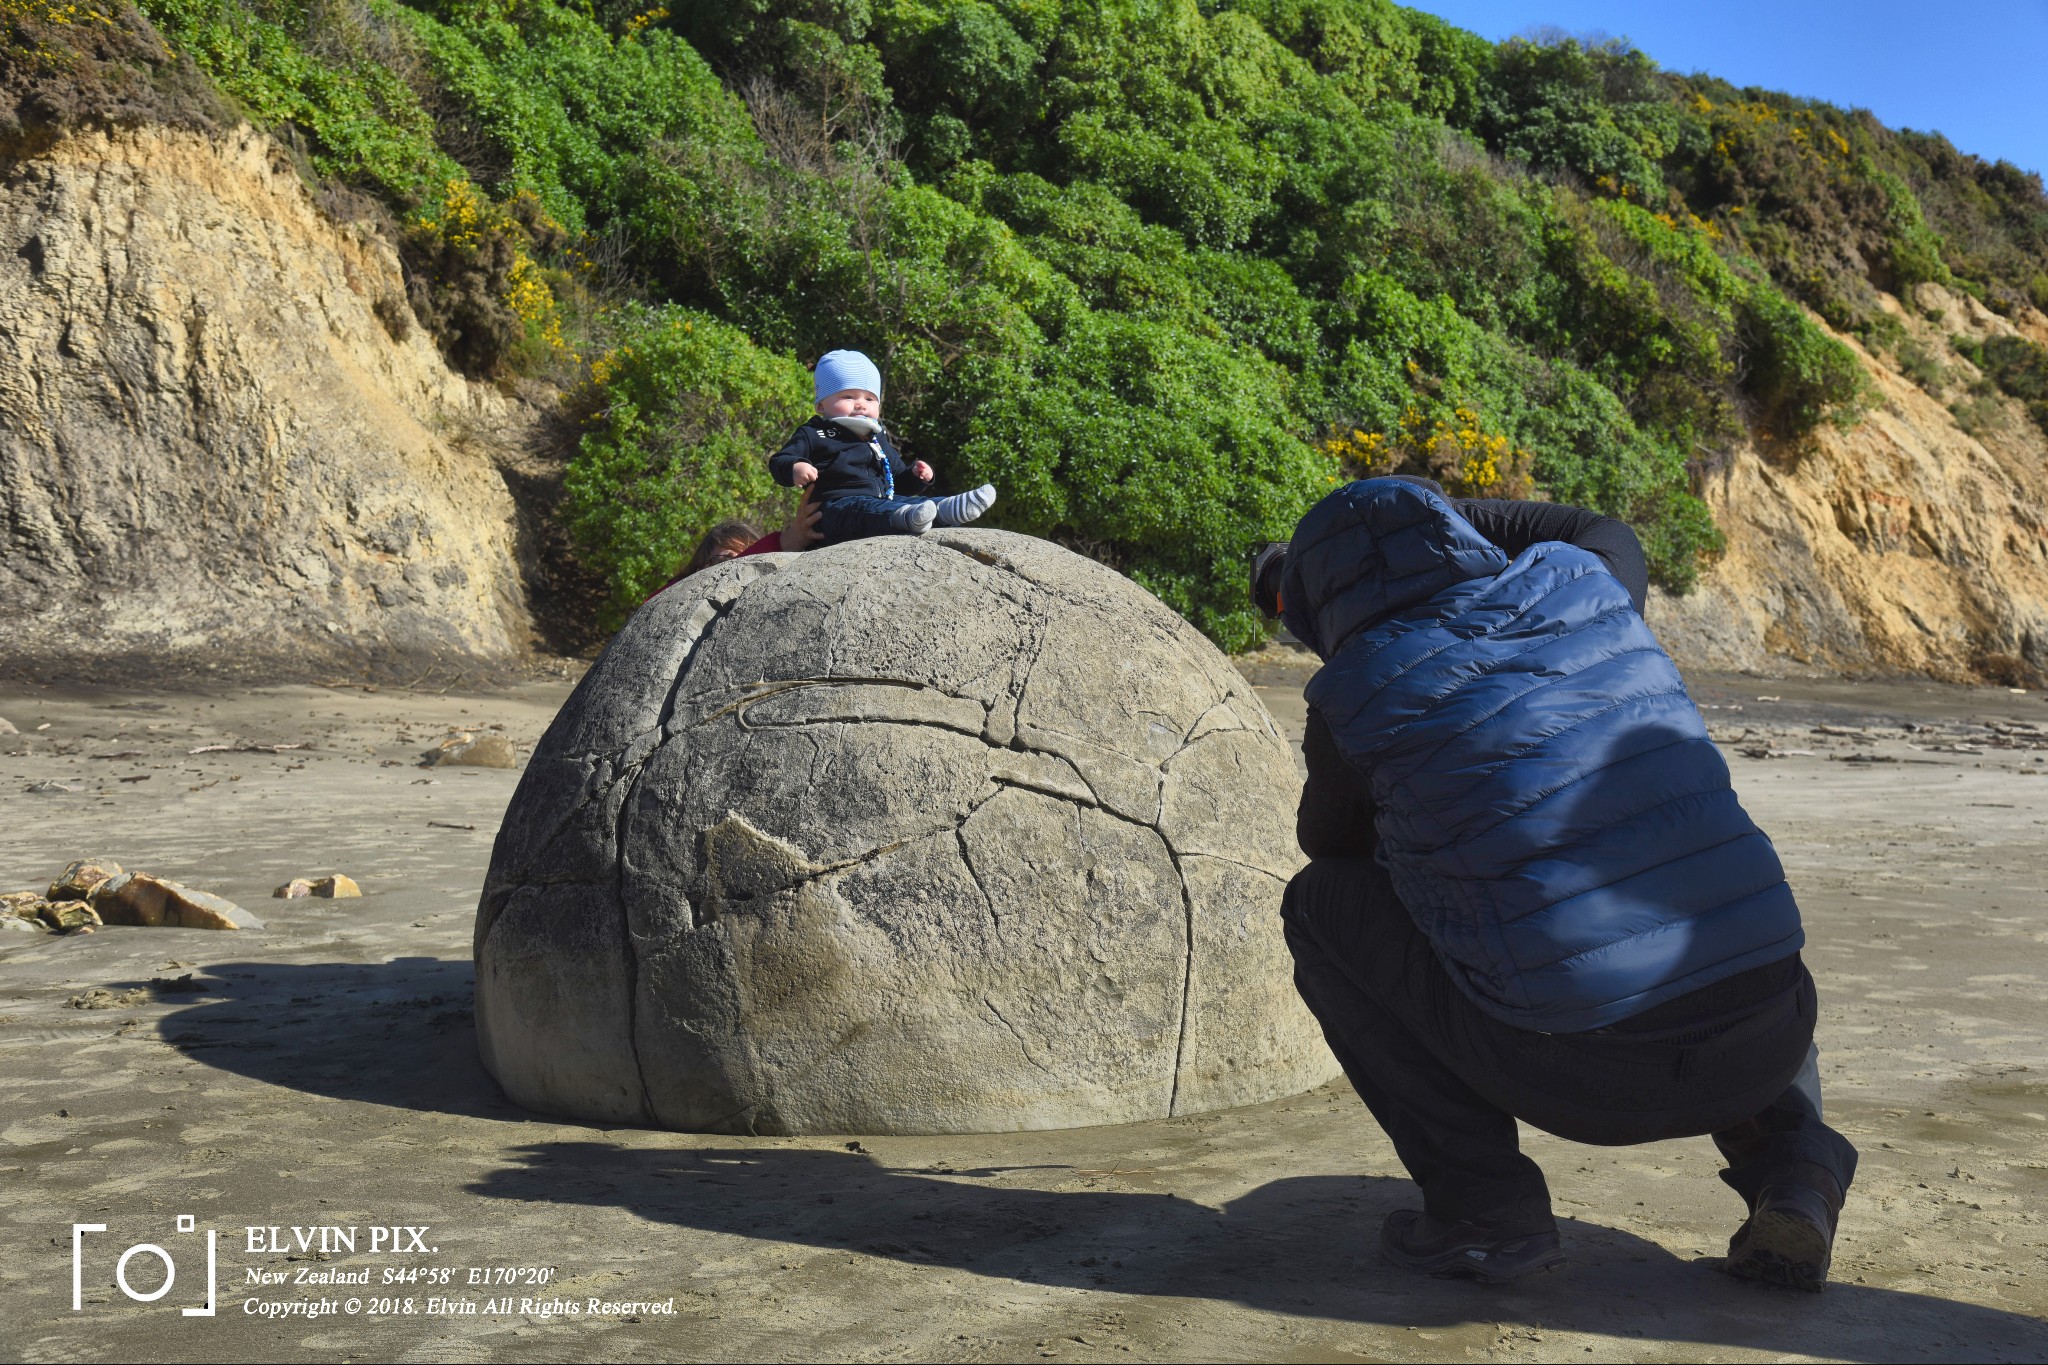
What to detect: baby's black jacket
<box><xmin>768</xmin><ymin>418</ymin><xmax>934</xmax><ymax>501</ymax></box>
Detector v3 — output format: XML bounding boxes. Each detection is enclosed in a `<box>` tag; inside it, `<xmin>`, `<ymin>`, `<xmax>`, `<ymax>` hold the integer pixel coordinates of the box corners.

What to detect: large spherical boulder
<box><xmin>474</xmin><ymin>530</ymin><xmax>1336</xmax><ymax>1134</ymax></box>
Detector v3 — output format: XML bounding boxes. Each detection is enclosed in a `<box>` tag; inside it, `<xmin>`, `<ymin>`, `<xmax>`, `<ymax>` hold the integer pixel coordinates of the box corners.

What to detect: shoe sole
<box><xmin>1382</xmin><ymin>1242</ymin><xmax>1567</xmax><ymax>1285</ymax></box>
<box><xmin>1457</xmin><ymin>1252</ymin><xmax>1567</xmax><ymax>1287</ymax></box>
<box><xmin>1722</xmin><ymin>1210</ymin><xmax>1830</xmax><ymax>1293</ymax></box>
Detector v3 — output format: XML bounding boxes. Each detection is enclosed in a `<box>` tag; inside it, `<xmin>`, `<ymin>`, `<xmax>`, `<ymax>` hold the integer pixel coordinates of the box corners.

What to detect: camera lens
<box><xmin>1248</xmin><ymin>542</ymin><xmax>1288</xmax><ymax>615</ymax></box>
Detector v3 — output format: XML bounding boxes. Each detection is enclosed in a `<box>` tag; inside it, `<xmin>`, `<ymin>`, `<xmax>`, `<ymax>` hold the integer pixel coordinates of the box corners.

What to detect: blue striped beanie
<box><xmin>813</xmin><ymin>350</ymin><xmax>882</xmax><ymax>402</ymax></box>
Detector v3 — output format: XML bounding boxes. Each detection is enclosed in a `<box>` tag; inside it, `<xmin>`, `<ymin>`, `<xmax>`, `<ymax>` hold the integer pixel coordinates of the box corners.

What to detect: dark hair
<box><xmin>683</xmin><ymin>519</ymin><xmax>761</xmax><ymax>576</ymax></box>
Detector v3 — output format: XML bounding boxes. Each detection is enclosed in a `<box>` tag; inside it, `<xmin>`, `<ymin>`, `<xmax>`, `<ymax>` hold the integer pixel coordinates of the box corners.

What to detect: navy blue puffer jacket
<box><xmin>1281</xmin><ymin>479</ymin><xmax>1802</xmax><ymax>1032</ymax></box>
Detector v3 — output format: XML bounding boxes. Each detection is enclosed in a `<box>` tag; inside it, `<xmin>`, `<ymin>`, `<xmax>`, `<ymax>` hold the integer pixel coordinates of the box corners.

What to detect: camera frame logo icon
<box><xmin>73</xmin><ymin>1217</ymin><xmax>217</xmax><ymax>1316</ymax></box>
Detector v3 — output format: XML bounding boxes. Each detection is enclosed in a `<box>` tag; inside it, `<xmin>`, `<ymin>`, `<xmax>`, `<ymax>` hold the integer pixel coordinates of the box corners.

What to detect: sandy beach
<box><xmin>1</xmin><ymin>656</ymin><xmax>2044</xmax><ymax>1363</ymax></box>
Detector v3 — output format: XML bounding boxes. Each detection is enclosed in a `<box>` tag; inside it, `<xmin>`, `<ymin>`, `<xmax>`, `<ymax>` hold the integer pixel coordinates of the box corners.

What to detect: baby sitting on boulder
<box><xmin>769</xmin><ymin>349</ymin><xmax>996</xmax><ymax>545</ymax></box>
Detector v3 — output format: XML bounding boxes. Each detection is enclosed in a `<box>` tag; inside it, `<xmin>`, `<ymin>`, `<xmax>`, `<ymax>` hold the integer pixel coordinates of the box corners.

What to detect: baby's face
<box><xmin>817</xmin><ymin>389</ymin><xmax>880</xmax><ymax>420</ymax></box>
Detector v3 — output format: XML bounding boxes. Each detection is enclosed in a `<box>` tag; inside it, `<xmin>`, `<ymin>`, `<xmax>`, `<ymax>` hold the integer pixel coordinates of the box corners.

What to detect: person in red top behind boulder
<box><xmin>644</xmin><ymin>489</ymin><xmax>824</xmax><ymax>606</ymax></box>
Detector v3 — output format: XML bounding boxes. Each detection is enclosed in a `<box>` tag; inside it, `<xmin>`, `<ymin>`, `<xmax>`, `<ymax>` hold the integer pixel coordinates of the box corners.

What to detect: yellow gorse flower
<box><xmin>2</xmin><ymin>0</ymin><xmax>118</xmax><ymax>24</ymax></box>
<box><xmin>622</xmin><ymin>5</ymin><xmax>667</xmax><ymax>36</ymax></box>
<box><xmin>1319</xmin><ymin>401</ymin><xmax>1531</xmax><ymax>499</ymax></box>
<box><xmin>1318</xmin><ymin>427</ymin><xmax>1394</xmax><ymax>482</ymax></box>
<box><xmin>1707</xmin><ymin>98</ymin><xmax>1853</xmax><ymax>175</ymax></box>
<box><xmin>3</xmin><ymin>0</ymin><xmax>117</xmax><ymax>68</ymax></box>
<box><xmin>413</xmin><ymin>178</ymin><xmax>578</xmax><ymax>363</ymax></box>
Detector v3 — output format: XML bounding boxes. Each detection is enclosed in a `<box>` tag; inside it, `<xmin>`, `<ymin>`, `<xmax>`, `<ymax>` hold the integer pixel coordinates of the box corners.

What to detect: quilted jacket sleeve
<box><xmin>1297</xmin><ymin>706</ymin><xmax>1379</xmax><ymax>860</ymax></box>
<box><xmin>1454</xmin><ymin>499</ymin><xmax>1648</xmax><ymax>614</ymax></box>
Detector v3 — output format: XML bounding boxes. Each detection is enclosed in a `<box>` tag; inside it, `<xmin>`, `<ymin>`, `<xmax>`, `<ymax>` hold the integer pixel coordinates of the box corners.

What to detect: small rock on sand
<box><xmin>273</xmin><ymin>874</ymin><xmax>361</xmax><ymax>898</ymax></box>
<box><xmin>48</xmin><ymin>859</ymin><xmax>121</xmax><ymax>900</ymax></box>
<box><xmin>38</xmin><ymin>902</ymin><xmax>101</xmax><ymax>933</ymax></box>
<box><xmin>0</xmin><ymin>717</ymin><xmax>16</xmax><ymax>734</ymax></box>
<box><xmin>93</xmin><ymin>874</ymin><xmax>263</xmax><ymax>931</ymax></box>
<box><xmin>5</xmin><ymin>892</ymin><xmax>56</xmax><ymax>932</ymax></box>
<box><xmin>427</xmin><ymin>734</ymin><xmax>515</xmax><ymax>768</ymax></box>
<box><xmin>69</xmin><ymin>987</ymin><xmax>148</xmax><ymax>1009</ymax></box>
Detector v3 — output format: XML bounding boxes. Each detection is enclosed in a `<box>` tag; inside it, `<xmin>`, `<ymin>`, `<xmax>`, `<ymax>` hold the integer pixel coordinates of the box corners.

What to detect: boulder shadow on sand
<box><xmin>470</xmin><ymin>1142</ymin><xmax>2048</xmax><ymax>1361</ymax></box>
<box><xmin>147</xmin><ymin>957</ymin><xmax>514</xmax><ymax>1120</ymax></box>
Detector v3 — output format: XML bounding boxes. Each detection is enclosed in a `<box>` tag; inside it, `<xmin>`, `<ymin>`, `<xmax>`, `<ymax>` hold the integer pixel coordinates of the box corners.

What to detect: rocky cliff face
<box><xmin>0</xmin><ymin>123</ymin><xmax>531</xmax><ymax>679</ymax></box>
<box><xmin>1649</xmin><ymin>287</ymin><xmax>2048</xmax><ymax>683</ymax></box>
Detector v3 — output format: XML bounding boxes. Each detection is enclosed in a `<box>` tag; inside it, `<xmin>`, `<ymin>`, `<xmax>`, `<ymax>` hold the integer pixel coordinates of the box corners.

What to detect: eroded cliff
<box><xmin>0</xmin><ymin>122</ymin><xmax>532</xmax><ymax>679</ymax></box>
<box><xmin>1649</xmin><ymin>287</ymin><xmax>2048</xmax><ymax>683</ymax></box>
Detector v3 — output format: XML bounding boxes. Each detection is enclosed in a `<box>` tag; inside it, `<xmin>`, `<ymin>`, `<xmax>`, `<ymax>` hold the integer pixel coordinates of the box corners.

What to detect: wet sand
<box><xmin>1</xmin><ymin>658</ymin><xmax>2045</xmax><ymax>1363</ymax></box>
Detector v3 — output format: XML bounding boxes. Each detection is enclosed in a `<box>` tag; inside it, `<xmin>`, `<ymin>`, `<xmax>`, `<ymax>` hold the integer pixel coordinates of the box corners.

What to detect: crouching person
<box><xmin>1256</xmin><ymin>477</ymin><xmax>1857</xmax><ymax>1290</ymax></box>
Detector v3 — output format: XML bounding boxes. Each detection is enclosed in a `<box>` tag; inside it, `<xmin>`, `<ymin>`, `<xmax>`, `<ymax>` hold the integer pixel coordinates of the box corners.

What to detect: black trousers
<box><xmin>1282</xmin><ymin>857</ymin><xmax>1860</xmax><ymax>1231</ymax></box>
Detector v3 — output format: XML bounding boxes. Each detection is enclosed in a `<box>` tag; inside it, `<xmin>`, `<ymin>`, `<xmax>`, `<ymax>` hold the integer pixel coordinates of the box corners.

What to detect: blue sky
<box><xmin>1409</xmin><ymin>1</ymin><xmax>2048</xmax><ymax>178</ymax></box>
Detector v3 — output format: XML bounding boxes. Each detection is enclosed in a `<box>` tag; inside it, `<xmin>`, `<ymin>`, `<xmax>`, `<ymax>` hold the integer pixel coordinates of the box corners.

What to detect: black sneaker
<box><xmin>1722</xmin><ymin>1183</ymin><xmax>1837</xmax><ymax>1292</ymax></box>
<box><xmin>1379</xmin><ymin>1209</ymin><xmax>1566</xmax><ymax>1284</ymax></box>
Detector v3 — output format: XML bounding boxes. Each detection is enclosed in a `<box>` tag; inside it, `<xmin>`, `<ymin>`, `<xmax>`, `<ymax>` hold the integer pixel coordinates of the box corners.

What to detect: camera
<box><xmin>1247</xmin><ymin>541</ymin><xmax>1289</xmax><ymax>617</ymax></box>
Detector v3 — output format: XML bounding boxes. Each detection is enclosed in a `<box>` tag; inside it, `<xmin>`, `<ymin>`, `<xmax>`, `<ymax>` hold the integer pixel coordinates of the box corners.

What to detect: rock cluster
<box><xmin>4</xmin><ymin>858</ymin><xmax>263</xmax><ymax>932</ymax></box>
<box><xmin>475</xmin><ymin>530</ymin><xmax>1336</xmax><ymax>1135</ymax></box>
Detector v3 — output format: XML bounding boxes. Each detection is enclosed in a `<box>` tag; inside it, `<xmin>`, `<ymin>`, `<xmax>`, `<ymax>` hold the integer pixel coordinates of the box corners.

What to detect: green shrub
<box><xmin>399</xmin><ymin>178</ymin><xmax>578</xmax><ymax>375</ymax></box>
<box><xmin>1479</xmin><ymin>34</ymin><xmax>1680</xmax><ymax>202</ymax></box>
<box><xmin>1893</xmin><ymin>337</ymin><xmax>1946</xmax><ymax>392</ymax></box>
<box><xmin>389</xmin><ymin>0</ymin><xmax>765</xmax><ymax>241</ymax></box>
<box><xmin>1513</xmin><ymin>364</ymin><xmax>1721</xmax><ymax>592</ymax></box>
<box><xmin>1870</xmin><ymin>166</ymin><xmax>1951</xmax><ymax>292</ymax></box>
<box><xmin>1738</xmin><ymin>288</ymin><xmax>1870</xmax><ymax>436</ymax></box>
<box><xmin>1311</xmin><ymin>268</ymin><xmax>1720</xmax><ymax>589</ymax></box>
<box><xmin>135</xmin><ymin>0</ymin><xmax>613</xmax><ymax>376</ymax></box>
<box><xmin>139</xmin><ymin>0</ymin><xmax>457</xmax><ymax>199</ymax></box>
<box><xmin>1950</xmin><ymin>392</ymin><xmax>2004</xmax><ymax>439</ymax></box>
<box><xmin>1967</xmin><ymin>334</ymin><xmax>2048</xmax><ymax>437</ymax></box>
<box><xmin>953</xmin><ymin>312</ymin><xmax>1332</xmax><ymax>652</ymax></box>
<box><xmin>563</xmin><ymin>306</ymin><xmax>811</xmax><ymax>626</ymax></box>
<box><xmin>1548</xmin><ymin>199</ymin><xmax>1741</xmax><ymax>452</ymax></box>
<box><xmin>1975</xmin><ymin>334</ymin><xmax>2048</xmax><ymax>402</ymax></box>
<box><xmin>1953</xmin><ymin>333</ymin><xmax>2048</xmax><ymax>434</ymax></box>
<box><xmin>1893</xmin><ymin>132</ymin><xmax>2048</xmax><ymax>315</ymax></box>
<box><xmin>1857</xmin><ymin>310</ymin><xmax>1907</xmax><ymax>355</ymax></box>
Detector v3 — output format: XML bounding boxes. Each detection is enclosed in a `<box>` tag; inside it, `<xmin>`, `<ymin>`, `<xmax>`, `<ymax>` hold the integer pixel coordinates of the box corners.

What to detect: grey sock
<box><xmin>888</xmin><ymin>500</ymin><xmax>939</xmax><ymax>534</ymax></box>
<box><xmin>933</xmin><ymin>484</ymin><xmax>998</xmax><ymax>527</ymax></box>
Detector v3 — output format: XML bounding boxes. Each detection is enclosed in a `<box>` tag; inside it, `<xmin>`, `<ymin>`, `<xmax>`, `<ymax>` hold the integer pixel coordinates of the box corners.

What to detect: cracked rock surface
<box><xmin>474</xmin><ymin>530</ymin><xmax>1337</xmax><ymax>1134</ymax></box>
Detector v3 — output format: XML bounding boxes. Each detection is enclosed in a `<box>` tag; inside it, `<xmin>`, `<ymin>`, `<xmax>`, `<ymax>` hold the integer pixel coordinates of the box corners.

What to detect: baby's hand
<box><xmin>791</xmin><ymin>461</ymin><xmax>819</xmax><ymax>488</ymax></box>
<box><xmin>910</xmin><ymin>460</ymin><xmax>934</xmax><ymax>483</ymax></box>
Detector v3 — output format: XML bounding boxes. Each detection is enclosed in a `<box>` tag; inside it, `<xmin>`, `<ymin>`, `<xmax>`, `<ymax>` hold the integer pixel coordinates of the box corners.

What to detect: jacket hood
<box><xmin>1280</xmin><ymin>478</ymin><xmax>1508</xmax><ymax>659</ymax></box>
